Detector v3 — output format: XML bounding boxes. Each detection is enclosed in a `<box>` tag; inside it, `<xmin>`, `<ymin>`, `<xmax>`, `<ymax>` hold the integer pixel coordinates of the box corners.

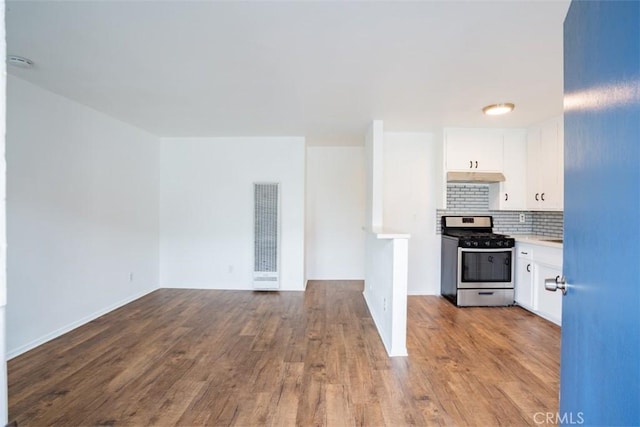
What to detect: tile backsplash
<box><xmin>446</xmin><ymin>185</ymin><xmax>489</xmax><ymax>211</ymax></box>
<box><xmin>531</xmin><ymin>211</ymin><xmax>564</xmax><ymax>237</ymax></box>
<box><xmin>436</xmin><ymin>184</ymin><xmax>563</xmax><ymax>238</ymax></box>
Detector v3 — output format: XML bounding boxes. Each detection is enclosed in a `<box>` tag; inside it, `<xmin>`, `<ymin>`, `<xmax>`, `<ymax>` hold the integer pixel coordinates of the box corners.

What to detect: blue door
<box><xmin>562</xmin><ymin>1</ymin><xmax>640</xmax><ymax>425</ymax></box>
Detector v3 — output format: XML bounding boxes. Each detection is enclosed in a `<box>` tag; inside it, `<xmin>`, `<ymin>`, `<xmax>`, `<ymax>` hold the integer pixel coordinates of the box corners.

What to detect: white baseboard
<box><xmin>7</xmin><ymin>288</ymin><xmax>157</xmax><ymax>360</ymax></box>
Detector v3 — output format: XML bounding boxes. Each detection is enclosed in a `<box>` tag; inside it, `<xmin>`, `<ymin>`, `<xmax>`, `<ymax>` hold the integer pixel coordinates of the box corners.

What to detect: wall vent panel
<box><xmin>253</xmin><ymin>183</ymin><xmax>280</xmax><ymax>290</ymax></box>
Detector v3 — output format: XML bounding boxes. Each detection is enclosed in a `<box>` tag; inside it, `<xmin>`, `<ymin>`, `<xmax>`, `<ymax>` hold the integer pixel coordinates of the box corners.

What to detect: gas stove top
<box><xmin>448</xmin><ymin>232</ymin><xmax>515</xmax><ymax>248</ymax></box>
<box><xmin>441</xmin><ymin>216</ymin><xmax>515</xmax><ymax>248</ymax></box>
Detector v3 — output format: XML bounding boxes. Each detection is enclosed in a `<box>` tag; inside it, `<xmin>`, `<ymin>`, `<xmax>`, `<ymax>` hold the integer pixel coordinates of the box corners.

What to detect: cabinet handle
<box><xmin>526</xmin><ymin>263</ymin><xmax>531</xmax><ymax>272</ymax></box>
<box><xmin>505</xmin><ymin>193</ymin><xmax>508</xmax><ymax>201</ymax></box>
<box><xmin>535</xmin><ymin>193</ymin><xmax>540</xmax><ymax>201</ymax></box>
<box><xmin>475</xmin><ymin>160</ymin><xmax>478</xmax><ymax>168</ymax></box>
<box><xmin>520</xmin><ymin>251</ymin><xmax>528</xmax><ymax>255</ymax></box>
<box><xmin>469</xmin><ymin>160</ymin><xmax>473</xmax><ymax>169</ymax></box>
<box><xmin>541</xmin><ymin>193</ymin><xmax>545</xmax><ymax>201</ymax></box>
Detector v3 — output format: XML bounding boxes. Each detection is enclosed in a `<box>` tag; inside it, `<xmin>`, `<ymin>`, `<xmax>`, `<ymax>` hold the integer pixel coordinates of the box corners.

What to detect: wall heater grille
<box><xmin>253</xmin><ymin>183</ymin><xmax>280</xmax><ymax>289</ymax></box>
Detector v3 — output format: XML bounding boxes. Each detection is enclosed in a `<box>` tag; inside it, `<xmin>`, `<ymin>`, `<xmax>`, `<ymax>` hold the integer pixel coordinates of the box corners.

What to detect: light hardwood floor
<box><xmin>8</xmin><ymin>281</ymin><xmax>560</xmax><ymax>426</ymax></box>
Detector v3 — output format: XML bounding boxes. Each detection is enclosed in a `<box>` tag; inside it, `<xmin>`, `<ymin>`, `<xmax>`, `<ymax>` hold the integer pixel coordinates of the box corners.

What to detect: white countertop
<box><xmin>370</xmin><ymin>227</ymin><xmax>411</xmax><ymax>239</ymax></box>
<box><xmin>510</xmin><ymin>234</ymin><xmax>563</xmax><ymax>248</ymax></box>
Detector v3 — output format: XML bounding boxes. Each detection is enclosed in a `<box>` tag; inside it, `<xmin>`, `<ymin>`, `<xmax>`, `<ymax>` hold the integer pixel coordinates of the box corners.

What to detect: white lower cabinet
<box><xmin>515</xmin><ymin>242</ymin><xmax>563</xmax><ymax>326</ymax></box>
<box><xmin>515</xmin><ymin>245</ymin><xmax>534</xmax><ymax>310</ymax></box>
<box><xmin>535</xmin><ymin>262</ymin><xmax>563</xmax><ymax>325</ymax></box>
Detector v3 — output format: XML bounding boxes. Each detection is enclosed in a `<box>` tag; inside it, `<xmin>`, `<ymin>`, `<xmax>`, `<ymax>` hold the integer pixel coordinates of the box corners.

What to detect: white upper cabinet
<box><xmin>439</xmin><ymin>119</ymin><xmax>564</xmax><ymax>212</ymax></box>
<box><xmin>445</xmin><ymin>129</ymin><xmax>504</xmax><ymax>172</ymax></box>
<box><xmin>526</xmin><ymin>116</ymin><xmax>564</xmax><ymax>210</ymax></box>
<box><xmin>489</xmin><ymin>129</ymin><xmax>527</xmax><ymax>210</ymax></box>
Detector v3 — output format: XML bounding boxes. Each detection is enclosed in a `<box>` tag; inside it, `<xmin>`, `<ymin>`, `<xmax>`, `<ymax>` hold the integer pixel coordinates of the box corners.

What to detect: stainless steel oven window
<box><xmin>457</xmin><ymin>248</ymin><xmax>514</xmax><ymax>287</ymax></box>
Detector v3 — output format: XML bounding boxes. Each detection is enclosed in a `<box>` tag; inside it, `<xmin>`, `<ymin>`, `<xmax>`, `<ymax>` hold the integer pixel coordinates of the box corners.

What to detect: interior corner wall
<box><xmin>0</xmin><ymin>9</ymin><xmax>7</xmax><ymax>421</ymax></box>
<box><xmin>383</xmin><ymin>132</ymin><xmax>440</xmax><ymax>295</ymax></box>
<box><xmin>365</xmin><ymin>121</ymin><xmax>384</xmax><ymax>229</ymax></box>
<box><xmin>159</xmin><ymin>137</ymin><xmax>305</xmax><ymax>291</ymax></box>
<box><xmin>305</xmin><ymin>146</ymin><xmax>365</xmax><ymax>280</ymax></box>
<box><xmin>6</xmin><ymin>76</ymin><xmax>160</xmax><ymax>358</ymax></box>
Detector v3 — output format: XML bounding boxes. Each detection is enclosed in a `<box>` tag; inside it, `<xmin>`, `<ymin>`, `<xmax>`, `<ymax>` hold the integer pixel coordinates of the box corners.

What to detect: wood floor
<box><xmin>8</xmin><ymin>281</ymin><xmax>561</xmax><ymax>426</ymax></box>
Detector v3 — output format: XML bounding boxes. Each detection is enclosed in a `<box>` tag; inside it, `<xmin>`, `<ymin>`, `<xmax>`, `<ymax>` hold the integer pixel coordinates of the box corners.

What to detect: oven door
<box><xmin>457</xmin><ymin>248</ymin><xmax>514</xmax><ymax>289</ymax></box>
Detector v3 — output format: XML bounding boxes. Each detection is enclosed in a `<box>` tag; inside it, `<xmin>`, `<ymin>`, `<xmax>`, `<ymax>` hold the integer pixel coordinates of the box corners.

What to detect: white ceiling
<box><xmin>6</xmin><ymin>0</ymin><xmax>570</xmax><ymax>146</ymax></box>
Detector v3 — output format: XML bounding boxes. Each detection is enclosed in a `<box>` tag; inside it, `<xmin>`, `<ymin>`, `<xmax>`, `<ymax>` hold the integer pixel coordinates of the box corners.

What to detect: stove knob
<box><xmin>485</xmin><ymin>241</ymin><xmax>490</xmax><ymax>247</ymax></box>
<box><xmin>497</xmin><ymin>241</ymin><xmax>503</xmax><ymax>247</ymax></box>
<box><xmin>473</xmin><ymin>241</ymin><xmax>478</xmax><ymax>247</ymax></box>
<box><xmin>464</xmin><ymin>241</ymin><xmax>472</xmax><ymax>247</ymax></box>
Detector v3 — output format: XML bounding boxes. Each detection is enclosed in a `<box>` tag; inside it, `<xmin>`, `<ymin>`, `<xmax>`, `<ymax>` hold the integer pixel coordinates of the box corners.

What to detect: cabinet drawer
<box><xmin>516</xmin><ymin>243</ymin><xmax>534</xmax><ymax>260</ymax></box>
<box><xmin>535</xmin><ymin>246</ymin><xmax>562</xmax><ymax>266</ymax></box>
<box><xmin>517</xmin><ymin>249</ymin><xmax>533</xmax><ymax>260</ymax></box>
<box><xmin>457</xmin><ymin>289</ymin><xmax>515</xmax><ymax>306</ymax></box>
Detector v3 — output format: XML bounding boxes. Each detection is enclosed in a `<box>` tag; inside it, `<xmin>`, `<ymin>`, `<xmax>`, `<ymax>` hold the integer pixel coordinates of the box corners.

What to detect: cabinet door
<box><xmin>557</xmin><ymin>119</ymin><xmax>564</xmax><ymax>207</ymax></box>
<box><xmin>539</xmin><ymin>119</ymin><xmax>562</xmax><ymax>209</ymax></box>
<box><xmin>445</xmin><ymin>129</ymin><xmax>504</xmax><ymax>172</ymax></box>
<box><xmin>535</xmin><ymin>263</ymin><xmax>563</xmax><ymax>325</ymax></box>
<box><xmin>526</xmin><ymin>126</ymin><xmax>543</xmax><ymax>210</ymax></box>
<box><xmin>526</xmin><ymin>116</ymin><xmax>564</xmax><ymax>210</ymax></box>
<box><xmin>492</xmin><ymin>130</ymin><xmax>527</xmax><ymax>210</ymax></box>
<box><xmin>515</xmin><ymin>256</ymin><xmax>534</xmax><ymax>310</ymax></box>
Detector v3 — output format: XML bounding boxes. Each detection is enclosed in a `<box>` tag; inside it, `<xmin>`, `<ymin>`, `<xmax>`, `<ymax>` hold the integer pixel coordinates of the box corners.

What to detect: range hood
<box><xmin>446</xmin><ymin>171</ymin><xmax>506</xmax><ymax>183</ymax></box>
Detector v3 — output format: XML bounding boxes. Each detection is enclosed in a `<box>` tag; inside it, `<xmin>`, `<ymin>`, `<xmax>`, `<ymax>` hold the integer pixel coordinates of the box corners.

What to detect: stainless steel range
<box><xmin>441</xmin><ymin>216</ymin><xmax>515</xmax><ymax>307</ymax></box>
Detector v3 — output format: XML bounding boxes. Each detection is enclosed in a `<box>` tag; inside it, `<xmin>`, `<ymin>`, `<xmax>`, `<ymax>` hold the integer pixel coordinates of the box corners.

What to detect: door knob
<box><xmin>545</xmin><ymin>275</ymin><xmax>567</xmax><ymax>295</ymax></box>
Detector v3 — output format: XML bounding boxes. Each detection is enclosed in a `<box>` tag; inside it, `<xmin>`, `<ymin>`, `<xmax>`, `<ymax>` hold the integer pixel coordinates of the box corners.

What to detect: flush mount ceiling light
<box><xmin>482</xmin><ymin>103</ymin><xmax>515</xmax><ymax>115</ymax></box>
<box><xmin>7</xmin><ymin>55</ymin><xmax>34</xmax><ymax>69</ymax></box>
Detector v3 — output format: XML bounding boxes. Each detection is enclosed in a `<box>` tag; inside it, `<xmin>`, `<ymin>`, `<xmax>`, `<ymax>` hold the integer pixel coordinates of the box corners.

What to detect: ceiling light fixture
<box><xmin>7</xmin><ymin>55</ymin><xmax>34</xmax><ymax>69</ymax></box>
<box><xmin>482</xmin><ymin>103</ymin><xmax>515</xmax><ymax>115</ymax></box>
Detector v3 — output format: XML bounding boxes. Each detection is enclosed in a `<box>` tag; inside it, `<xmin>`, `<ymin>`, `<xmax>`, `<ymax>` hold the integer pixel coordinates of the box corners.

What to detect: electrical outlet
<box><xmin>228</xmin><ymin>265</ymin><xmax>234</xmax><ymax>273</ymax></box>
<box><xmin>519</xmin><ymin>213</ymin><xmax>526</xmax><ymax>223</ymax></box>
<box><xmin>383</xmin><ymin>298</ymin><xmax>387</xmax><ymax>311</ymax></box>
<box><xmin>129</xmin><ymin>272</ymin><xmax>134</xmax><ymax>282</ymax></box>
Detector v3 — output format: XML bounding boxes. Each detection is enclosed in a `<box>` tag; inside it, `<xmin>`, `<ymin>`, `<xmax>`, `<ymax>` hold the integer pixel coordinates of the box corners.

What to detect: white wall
<box><xmin>305</xmin><ymin>147</ymin><xmax>365</xmax><ymax>280</ymax></box>
<box><xmin>159</xmin><ymin>137</ymin><xmax>305</xmax><ymax>291</ymax></box>
<box><xmin>6</xmin><ymin>76</ymin><xmax>160</xmax><ymax>357</ymax></box>
<box><xmin>383</xmin><ymin>132</ymin><xmax>441</xmax><ymax>295</ymax></box>
<box><xmin>365</xmin><ymin>120</ymin><xmax>384</xmax><ymax>229</ymax></box>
